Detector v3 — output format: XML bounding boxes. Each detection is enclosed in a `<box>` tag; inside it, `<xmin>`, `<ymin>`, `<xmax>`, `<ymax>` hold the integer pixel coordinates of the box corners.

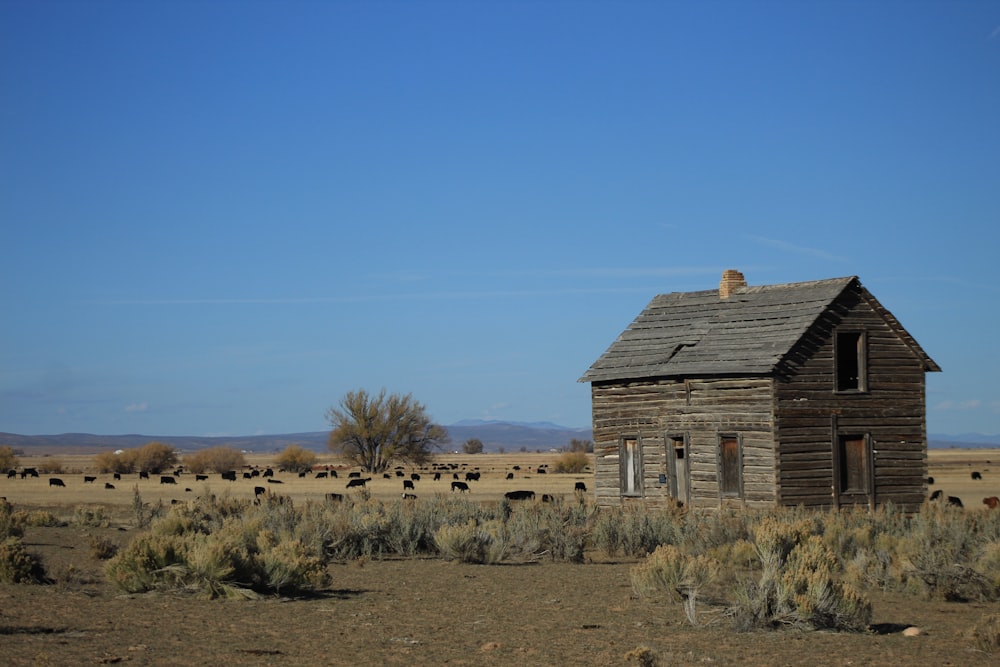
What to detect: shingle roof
<box><xmin>579</xmin><ymin>276</ymin><xmax>939</xmax><ymax>383</ymax></box>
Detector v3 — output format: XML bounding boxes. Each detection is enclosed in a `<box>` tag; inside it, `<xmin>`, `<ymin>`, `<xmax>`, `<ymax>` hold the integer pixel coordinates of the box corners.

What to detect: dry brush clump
<box><xmin>74</xmin><ymin>505</ymin><xmax>112</xmax><ymax>528</ymax></box>
<box><xmin>95</xmin><ymin>441</ymin><xmax>178</xmax><ymax>474</ymax></box>
<box><xmin>969</xmin><ymin>613</ymin><xmax>1000</xmax><ymax>654</ymax></box>
<box><xmin>0</xmin><ymin>499</ymin><xmax>47</xmax><ymax>584</ymax></box>
<box><xmin>551</xmin><ymin>451</ymin><xmax>589</xmax><ymax>474</ymax></box>
<box><xmin>106</xmin><ymin>493</ymin><xmax>329</xmax><ymax>598</ymax></box>
<box><xmin>631</xmin><ymin>544</ymin><xmax>721</xmax><ymax>625</ymax></box>
<box><xmin>272</xmin><ymin>445</ymin><xmax>317</xmax><ymax>474</ymax></box>
<box><xmin>725</xmin><ymin>522</ymin><xmax>872</xmax><ymax>632</ymax></box>
<box><xmin>896</xmin><ymin>502</ymin><xmax>1000</xmax><ymax>602</ymax></box>
<box><xmin>0</xmin><ymin>445</ymin><xmax>20</xmax><ymax>471</ymax></box>
<box><xmin>183</xmin><ymin>446</ymin><xmax>247</xmax><ymax>474</ymax></box>
<box><xmin>590</xmin><ymin>505</ymin><xmax>688</xmax><ymax>558</ymax></box>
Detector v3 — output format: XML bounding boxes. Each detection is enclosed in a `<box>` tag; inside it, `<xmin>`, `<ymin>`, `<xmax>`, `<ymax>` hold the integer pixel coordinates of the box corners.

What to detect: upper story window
<box><xmin>836</xmin><ymin>331</ymin><xmax>867</xmax><ymax>392</ymax></box>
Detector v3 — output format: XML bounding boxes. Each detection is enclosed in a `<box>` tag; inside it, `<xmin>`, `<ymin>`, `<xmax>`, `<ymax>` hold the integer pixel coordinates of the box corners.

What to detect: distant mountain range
<box><xmin>0</xmin><ymin>420</ymin><xmax>594</xmax><ymax>454</ymax></box>
<box><xmin>0</xmin><ymin>424</ymin><xmax>996</xmax><ymax>454</ymax></box>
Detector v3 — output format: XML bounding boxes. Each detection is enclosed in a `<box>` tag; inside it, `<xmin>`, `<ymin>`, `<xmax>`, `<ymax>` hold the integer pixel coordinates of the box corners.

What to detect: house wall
<box><xmin>590</xmin><ymin>377</ymin><xmax>776</xmax><ymax>510</ymax></box>
<box><xmin>774</xmin><ymin>289</ymin><xmax>929</xmax><ymax>512</ymax></box>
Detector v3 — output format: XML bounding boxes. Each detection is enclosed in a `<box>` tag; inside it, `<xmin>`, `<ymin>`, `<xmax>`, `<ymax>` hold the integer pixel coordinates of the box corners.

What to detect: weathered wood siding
<box><xmin>774</xmin><ymin>287</ymin><xmax>928</xmax><ymax>512</ymax></box>
<box><xmin>590</xmin><ymin>377</ymin><xmax>776</xmax><ymax>510</ymax></box>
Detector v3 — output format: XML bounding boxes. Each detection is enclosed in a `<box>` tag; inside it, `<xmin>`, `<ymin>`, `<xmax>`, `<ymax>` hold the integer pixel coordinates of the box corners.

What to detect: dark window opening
<box><xmin>836</xmin><ymin>331</ymin><xmax>866</xmax><ymax>392</ymax></box>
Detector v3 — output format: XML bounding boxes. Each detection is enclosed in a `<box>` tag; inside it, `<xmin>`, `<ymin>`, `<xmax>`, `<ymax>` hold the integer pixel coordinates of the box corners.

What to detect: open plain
<box><xmin>0</xmin><ymin>449</ymin><xmax>998</xmax><ymax>666</ymax></box>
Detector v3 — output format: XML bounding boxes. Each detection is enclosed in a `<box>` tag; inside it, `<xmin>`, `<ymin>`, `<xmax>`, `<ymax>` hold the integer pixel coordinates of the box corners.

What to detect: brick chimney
<box><xmin>719</xmin><ymin>269</ymin><xmax>747</xmax><ymax>299</ymax></box>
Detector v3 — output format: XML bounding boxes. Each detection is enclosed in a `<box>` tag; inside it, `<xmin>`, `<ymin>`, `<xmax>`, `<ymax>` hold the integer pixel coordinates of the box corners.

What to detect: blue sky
<box><xmin>2</xmin><ymin>1</ymin><xmax>998</xmax><ymax>437</ymax></box>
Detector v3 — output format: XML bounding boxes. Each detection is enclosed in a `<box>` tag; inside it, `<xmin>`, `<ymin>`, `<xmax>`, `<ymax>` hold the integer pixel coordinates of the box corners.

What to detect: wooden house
<box><xmin>579</xmin><ymin>270</ymin><xmax>940</xmax><ymax>512</ymax></box>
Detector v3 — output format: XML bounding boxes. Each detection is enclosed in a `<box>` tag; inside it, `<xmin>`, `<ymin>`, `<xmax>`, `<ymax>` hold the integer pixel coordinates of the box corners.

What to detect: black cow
<box><xmin>195</xmin><ymin>474</ymin><xmax>208</xmax><ymax>481</ymax></box>
<box><xmin>113</xmin><ymin>473</ymin><xmax>121</xmax><ymax>480</ymax></box>
<box><xmin>926</xmin><ymin>476</ymin><xmax>934</xmax><ymax>485</ymax></box>
<box><xmin>947</xmin><ymin>495</ymin><xmax>964</xmax><ymax>508</ymax></box>
<box><xmin>262</xmin><ymin>468</ymin><xmax>274</xmax><ymax>478</ymax></box>
<box><xmin>465</xmin><ymin>472</ymin><xmax>480</xmax><ymax>482</ymax></box>
<box><xmin>395</xmin><ymin>470</ymin><xmax>404</xmax><ymax>477</ymax></box>
<box><xmin>329</xmin><ymin>470</ymin><xmax>338</xmax><ymax>478</ymax></box>
<box><xmin>411</xmin><ymin>473</ymin><xmax>421</xmax><ymax>481</ymax></box>
<box><xmin>433</xmin><ymin>472</ymin><xmax>441</xmax><ymax>481</ymax></box>
<box><xmin>325</xmin><ymin>493</ymin><xmax>344</xmax><ymax>502</ymax></box>
<box><xmin>254</xmin><ymin>486</ymin><xmax>266</xmax><ymax>497</ymax></box>
<box><xmin>536</xmin><ymin>468</ymin><xmax>546</xmax><ymax>475</ymax></box>
<box><xmin>505</xmin><ymin>490</ymin><xmax>535</xmax><ymax>500</ymax></box>
<box><xmin>451</xmin><ymin>481</ymin><xmax>470</xmax><ymax>493</ymax></box>
<box><xmin>346</xmin><ymin>478</ymin><xmax>370</xmax><ymax>489</ymax></box>
<box><xmin>160</xmin><ymin>476</ymin><xmax>176</xmax><ymax>485</ymax></box>
<box><xmin>221</xmin><ymin>471</ymin><xmax>237</xmax><ymax>481</ymax></box>
<box><xmin>139</xmin><ymin>471</ymin><xmax>149</xmax><ymax>480</ymax></box>
<box><xmin>267</xmin><ymin>478</ymin><xmax>283</xmax><ymax>484</ymax></box>
<box><xmin>84</xmin><ymin>475</ymin><xmax>96</xmax><ymax>483</ymax></box>
<box><xmin>506</xmin><ymin>472</ymin><xmax>514</xmax><ymax>480</ymax></box>
<box><xmin>402</xmin><ymin>493</ymin><xmax>417</xmax><ymax>500</ymax></box>
<box><xmin>383</xmin><ymin>473</ymin><xmax>392</xmax><ymax>479</ymax></box>
<box><xmin>541</xmin><ymin>494</ymin><xmax>555</xmax><ymax>502</ymax></box>
<box><xmin>930</xmin><ymin>489</ymin><xmax>944</xmax><ymax>501</ymax></box>
<box><xmin>348</xmin><ymin>471</ymin><xmax>362</xmax><ymax>479</ymax></box>
<box><xmin>403</xmin><ymin>479</ymin><xmax>415</xmax><ymax>491</ymax></box>
<box><xmin>48</xmin><ymin>477</ymin><xmax>65</xmax><ymax>487</ymax></box>
<box><xmin>243</xmin><ymin>472</ymin><xmax>253</xmax><ymax>480</ymax></box>
<box><xmin>105</xmin><ymin>482</ymin><xmax>115</xmax><ymax>490</ymax></box>
<box><xmin>316</xmin><ymin>471</ymin><xmax>328</xmax><ymax>479</ymax></box>
<box><xmin>7</xmin><ymin>469</ymin><xmax>16</xmax><ymax>479</ymax></box>
<box><xmin>972</xmin><ymin>471</ymin><xmax>983</xmax><ymax>480</ymax></box>
<box><xmin>574</xmin><ymin>482</ymin><xmax>587</xmax><ymax>493</ymax></box>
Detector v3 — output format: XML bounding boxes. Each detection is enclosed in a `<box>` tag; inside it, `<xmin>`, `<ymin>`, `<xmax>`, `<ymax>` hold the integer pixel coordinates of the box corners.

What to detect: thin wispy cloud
<box><xmin>744</xmin><ymin>235</ymin><xmax>847</xmax><ymax>262</ymax></box>
<box><xmin>125</xmin><ymin>401</ymin><xmax>149</xmax><ymax>413</ymax></box>
<box><xmin>85</xmin><ymin>285</ymin><xmax>668</xmax><ymax>307</ymax></box>
<box><xmin>990</xmin><ymin>24</ymin><xmax>1000</xmax><ymax>40</ymax></box>
<box><xmin>935</xmin><ymin>399</ymin><xmax>982</xmax><ymax>411</ymax></box>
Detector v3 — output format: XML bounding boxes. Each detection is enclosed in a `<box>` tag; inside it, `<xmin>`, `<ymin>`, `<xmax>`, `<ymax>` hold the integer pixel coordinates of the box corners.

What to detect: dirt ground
<box><xmin>1</xmin><ymin>522</ymin><xmax>997</xmax><ymax>667</ymax></box>
<box><xmin>0</xmin><ymin>450</ymin><xmax>998</xmax><ymax>666</ymax></box>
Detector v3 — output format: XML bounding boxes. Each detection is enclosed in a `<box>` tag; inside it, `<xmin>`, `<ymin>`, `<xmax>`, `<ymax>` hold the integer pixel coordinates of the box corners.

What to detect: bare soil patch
<box><xmin>2</xmin><ymin>522</ymin><xmax>997</xmax><ymax>667</ymax></box>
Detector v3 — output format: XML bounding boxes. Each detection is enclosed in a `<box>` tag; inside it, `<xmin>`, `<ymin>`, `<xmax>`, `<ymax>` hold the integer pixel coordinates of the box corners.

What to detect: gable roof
<box><xmin>580</xmin><ymin>275</ymin><xmax>940</xmax><ymax>383</ymax></box>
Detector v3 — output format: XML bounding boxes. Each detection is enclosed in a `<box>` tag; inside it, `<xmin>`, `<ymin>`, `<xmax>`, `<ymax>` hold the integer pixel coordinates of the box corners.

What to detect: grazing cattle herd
<box><xmin>4</xmin><ymin>456</ymin><xmax>998</xmax><ymax>513</ymax></box>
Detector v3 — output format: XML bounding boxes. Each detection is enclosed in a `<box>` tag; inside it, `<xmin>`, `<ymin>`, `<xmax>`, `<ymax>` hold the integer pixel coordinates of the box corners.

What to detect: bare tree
<box><xmin>326</xmin><ymin>389</ymin><xmax>449</xmax><ymax>473</ymax></box>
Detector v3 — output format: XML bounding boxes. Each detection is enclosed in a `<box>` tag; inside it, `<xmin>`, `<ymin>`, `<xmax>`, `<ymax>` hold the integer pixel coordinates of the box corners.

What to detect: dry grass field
<box><xmin>0</xmin><ymin>452</ymin><xmax>590</xmax><ymax>507</ymax></box>
<box><xmin>0</xmin><ymin>448</ymin><xmax>998</xmax><ymax>666</ymax></box>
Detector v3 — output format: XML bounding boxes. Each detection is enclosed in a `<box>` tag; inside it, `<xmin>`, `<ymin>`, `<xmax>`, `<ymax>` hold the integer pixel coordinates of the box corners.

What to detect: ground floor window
<box><xmin>837</xmin><ymin>434</ymin><xmax>870</xmax><ymax>494</ymax></box>
<box><xmin>666</xmin><ymin>434</ymin><xmax>690</xmax><ymax>506</ymax></box>
<box><xmin>718</xmin><ymin>435</ymin><xmax>742</xmax><ymax>498</ymax></box>
<box><xmin>620</xmin><ymin>437</ymin><xmax>642</xmax><ymax>496</ymax></box>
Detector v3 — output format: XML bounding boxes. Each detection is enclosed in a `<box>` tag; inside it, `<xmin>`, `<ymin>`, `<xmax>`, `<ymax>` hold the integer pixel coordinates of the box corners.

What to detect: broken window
<box><xmin>620</xmin><ymin>437</ymin><xmax>642</xmax><ymax>497</ymax></box>
<box><xmin>836</xmin><ymin>331</ymin><xmax>867</xmax><ymax>392</ymax></box>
